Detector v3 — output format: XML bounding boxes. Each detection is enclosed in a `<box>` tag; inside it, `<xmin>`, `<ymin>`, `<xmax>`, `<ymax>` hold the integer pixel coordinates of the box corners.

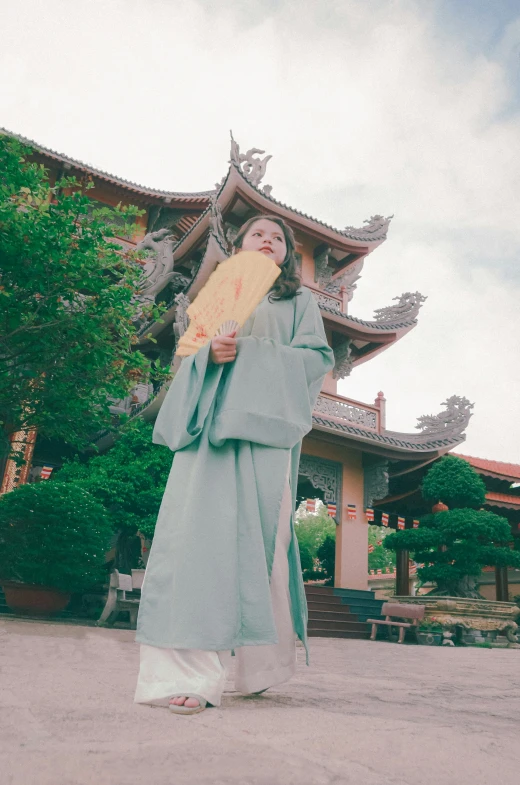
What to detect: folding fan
<box><xmin>175</xmin><ymin>251</ymin><xmax>281</xmax><ymax>357</ymax></box>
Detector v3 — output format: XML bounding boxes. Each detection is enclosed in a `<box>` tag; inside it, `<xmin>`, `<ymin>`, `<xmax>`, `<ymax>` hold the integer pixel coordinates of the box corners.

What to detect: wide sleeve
<box><xmin>209</xmin><ymin>290</ymin><xmax>334</xmax><ymax>449</ymax></box>
<box><xmin>152</xmin><ymin>341</ymin><xmax>224</xmax><ymax>452</ymax></box>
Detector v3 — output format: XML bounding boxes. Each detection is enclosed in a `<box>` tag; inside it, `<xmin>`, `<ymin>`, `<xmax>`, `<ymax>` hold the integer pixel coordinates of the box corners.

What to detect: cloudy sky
<box><xmin>2</xmin><ymin>0</ymin><xmax>519</xmax><ymax>462</ymax></box>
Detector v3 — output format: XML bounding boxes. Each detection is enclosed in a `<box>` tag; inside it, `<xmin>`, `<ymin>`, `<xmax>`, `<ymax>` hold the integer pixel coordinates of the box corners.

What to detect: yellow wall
<box><xmin>302</xmin><ymin>435</ymin><xmax>368</xmax><ymax>590</ymax></box>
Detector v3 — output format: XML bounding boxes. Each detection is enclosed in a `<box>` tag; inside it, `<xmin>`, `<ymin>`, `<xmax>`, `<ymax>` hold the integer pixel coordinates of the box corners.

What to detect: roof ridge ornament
<box><xmin>325</xmin><ymin>257</ymin><xmax>364</xmax><ymax>306</ymax></box>
<box><xmin>373</xmin><ymin>291</ymin><xmax>427</xmax><ymax>323</ymax></box>
<box><xmin>208</xmin><ymin>192</ymin><xmax>229</xmax><ymax>253</ymax></box>
<box><xmin>416</xmin><ymin>396</ymin><xmax>474</xmax><ymax>437</ymax></box>
<box><xmin>133</xmin><ymin>228</ymin><xmax>176</xmax><ymax>316</ymax></box>
<box><xmin>342</xmin><ymin>214</ymin><xmax>393</xmax><ymax>243</ymax></box>
<box><xmin>332</xmin><ymin>339</ymin><xmax>353</xmax><ymax>380</ymax></box>
<box><xmin>229</xmin><ymin>131</ymin><xmax>272</xmax><ymax>192</ymax></box>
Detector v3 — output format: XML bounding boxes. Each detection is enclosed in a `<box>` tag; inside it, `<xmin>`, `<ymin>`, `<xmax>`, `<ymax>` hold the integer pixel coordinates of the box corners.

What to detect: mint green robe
<box><xmin>135</xmin><ymin>286</ymin><xmax>334</xmax><ymax>661</ymax></box>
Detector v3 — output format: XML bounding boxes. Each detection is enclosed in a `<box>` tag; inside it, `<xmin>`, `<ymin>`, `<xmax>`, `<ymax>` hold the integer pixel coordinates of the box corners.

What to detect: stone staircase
<box><xmin>305</xmin><ymin>585</ymin><xmax>384</xmax><ymax>639</ymax></box>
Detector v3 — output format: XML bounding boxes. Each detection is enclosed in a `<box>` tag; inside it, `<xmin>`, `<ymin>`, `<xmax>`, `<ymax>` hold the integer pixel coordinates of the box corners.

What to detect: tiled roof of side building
<box><xmin>1</xmin><ymin>128</ymin><xmax>214</xmax><ymax>202</ymax></box>
<box><xmin>485</xmin><ymin>491</ymin><xmax>520</xmax><ymax>507</ymax></box>
<box><xmin>454</xmin><ymin>453</ymin><xmax>520</xmax><ymax>481</ymax></box>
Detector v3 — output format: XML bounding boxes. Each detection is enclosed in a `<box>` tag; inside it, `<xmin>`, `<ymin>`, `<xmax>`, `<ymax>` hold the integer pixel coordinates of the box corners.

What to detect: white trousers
<box><xmin>134</xmin><ymin>464</ymin><xmax>297</xmax><ymax>707</ymax></box>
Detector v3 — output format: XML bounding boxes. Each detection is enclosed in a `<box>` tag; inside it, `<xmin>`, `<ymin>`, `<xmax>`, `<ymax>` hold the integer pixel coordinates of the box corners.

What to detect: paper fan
<box><xmin>175</xmin><ymin>251</ymin><xmax>281</xmax><ymax>357</ymax></box>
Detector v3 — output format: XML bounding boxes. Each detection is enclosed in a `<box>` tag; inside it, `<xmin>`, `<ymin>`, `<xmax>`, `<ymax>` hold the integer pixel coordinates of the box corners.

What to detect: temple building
<box><xmin>1</xmin><ymin>130</ymin><xmax>476</xmax><ymax>597</ymax></box>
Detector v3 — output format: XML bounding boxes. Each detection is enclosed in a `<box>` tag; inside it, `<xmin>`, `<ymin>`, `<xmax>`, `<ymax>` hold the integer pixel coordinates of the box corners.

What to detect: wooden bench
<box><xmin>367</xmin><ymin>602</ymin><xmax>425</xmax><ymax>644</ymax></box>
<box><xmin>97</xmin><ymin>569</ymin><xmax>145</xmax><ymax>628</ymax></box>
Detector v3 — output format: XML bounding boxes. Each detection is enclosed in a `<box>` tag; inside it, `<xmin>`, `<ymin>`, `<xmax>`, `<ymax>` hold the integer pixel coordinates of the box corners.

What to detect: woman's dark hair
<box><xmin>232</xmin><ymin>215</ymin><xmax>301</xmax><ymax>301</ymax></box>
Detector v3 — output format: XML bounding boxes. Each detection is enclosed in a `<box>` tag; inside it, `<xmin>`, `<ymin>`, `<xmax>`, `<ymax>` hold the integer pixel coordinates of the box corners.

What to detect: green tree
<box><xmin>295</xmin><ymin>499</ymin><xmax>336</xmax><ymax>580</ymax></box>
<box><xmin>385</xmin><ymin>455</ymin><xmax>520</xmax><ymax>597</ymax></box>
<box><xmin>317</xmin><ymin>534</ymin><xmax>335</xmax><ymax>585</ymax></box>
<box><xmin>368</xmin><ymin>524</ymin><xmax>396</xmax><ymax>573</ymax></box>
<box><xmin>57</xmin><ymin>418</ymin><xmax>172</xmax><ymax>546</ymax></box>
<box><xmin>0</xmin><ymin>134</ymin><xmax>166</xmax><ymax>460</ymax></box>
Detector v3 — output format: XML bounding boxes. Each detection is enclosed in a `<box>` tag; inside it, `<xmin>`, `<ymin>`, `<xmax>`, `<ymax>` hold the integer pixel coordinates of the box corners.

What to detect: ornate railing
<box><xmin>313</xmin><ymin>393</ymin><xmax>380</xmax><ymax>432</ymax></box>
<box><xmin>309</xmin><ymin>287</ymin><xmax>343</xmax><ymax>313</ymax></box>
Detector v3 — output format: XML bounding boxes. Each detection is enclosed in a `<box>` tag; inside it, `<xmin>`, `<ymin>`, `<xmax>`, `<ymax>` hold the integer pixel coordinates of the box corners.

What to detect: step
<box><xmin>340</xmin><ymin>603</ymin><xmax>384</xmax><ymax>618</ymax></box>
<box><xmin>306</xmin><ymin>595</ymin><xmax>343</xmax><ymax>606</ymax></box>
<box><xmin>307</xmin><ymin>609</ymin><xmax>358</xmax><ymax>623</ymax></box>
<box><xmin>346</xmin><ymin>601</ymin><xmax>384</xmax><ymax>613</ymax></box>
<box><xmin>308</xmin><ymin>619</ymin><xmax>367</xmax><ymax>632</ymax></box>
<box><xmin>304</xmin><ymin>585</ymin><xmax>334</xmax><ymax>593</ymax></box>
<box><xmin>333</xmin><ymin>588</ymin><xmax>377</xmax><ymax>600</ymax></box>
<box><xmin>304</xmin><ymin>588</ymin><xmax>336</xmax><ymax>598</ymax></box>
<box><xmin>308</xmin><ymin>628</ymin><xmax>371</xmax><ymax>639</ymax></box>
<box><xmin>336</xmin><ymin>595</ymin><xmax>382</xmax><ymax>607</ymax></box>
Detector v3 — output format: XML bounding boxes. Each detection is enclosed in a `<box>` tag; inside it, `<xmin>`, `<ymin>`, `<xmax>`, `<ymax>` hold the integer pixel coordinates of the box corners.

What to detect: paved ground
<box><xmin>1</xmin><ymin>618</ymin><xmax>519</xmax><ymax>785</ymax></box>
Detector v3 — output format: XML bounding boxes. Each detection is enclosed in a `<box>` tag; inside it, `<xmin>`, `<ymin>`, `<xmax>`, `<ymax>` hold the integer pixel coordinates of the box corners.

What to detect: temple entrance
<box><xmin>297</xmin><ymin>454</ymin><xmax>342</xmax><ymax>523</ymax></box>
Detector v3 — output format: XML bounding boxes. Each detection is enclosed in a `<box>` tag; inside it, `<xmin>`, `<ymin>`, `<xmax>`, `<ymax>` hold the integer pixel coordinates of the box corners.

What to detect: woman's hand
<box><xmin>210</xmin><ymin>332</ymin><xmax>237</xmax><ymax>364</ymax></box>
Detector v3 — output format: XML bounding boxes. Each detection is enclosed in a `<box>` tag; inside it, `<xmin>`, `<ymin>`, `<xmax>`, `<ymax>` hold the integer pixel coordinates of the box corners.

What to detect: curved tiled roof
<box><xmin>454</xmin><ymin>453</ymin><xmax>520</xmax><ymax>481</ymax></box>
<box><xmin>1</xmin><ymin>128</ymin><xmax>213</xmax><ymax>202</ymax></box>
<box><xmin>227</xmin><ymin>162</ymin><xmax>391</xmax><ymax>244</ymax></box>
<box><xmin>312</xmin><ymin>415</ymin><xmax>465</xmax><ymax>452</ymax></box>
<box><xmin>318</xmin><ymin>302</ymin><xmax>418</xmax><ymax>331</ymax></box>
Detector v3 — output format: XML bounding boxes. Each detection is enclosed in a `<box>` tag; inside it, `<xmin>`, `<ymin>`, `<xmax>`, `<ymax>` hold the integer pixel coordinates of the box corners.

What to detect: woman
<box><xmin>134</xmin><ymin>215</ymin><xmax>334</xmax><ymax>714</ymax></box>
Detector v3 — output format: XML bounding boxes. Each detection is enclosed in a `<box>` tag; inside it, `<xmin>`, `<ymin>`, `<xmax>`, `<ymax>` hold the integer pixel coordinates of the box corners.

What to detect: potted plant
<box><xmin>0</xmin><ymin>481</ymin><xmax>113</xmax><ymax>615</ymax></box>
<box><xmin>417</xmin><ymin>617</ymin><xmax>443</xmax><ymax>645</ymax></box>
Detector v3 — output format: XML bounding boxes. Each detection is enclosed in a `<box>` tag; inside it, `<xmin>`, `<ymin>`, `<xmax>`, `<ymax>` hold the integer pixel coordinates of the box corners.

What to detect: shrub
<box><xmin>57</xmin><ymin>418</ymin><xmax>171</xmax><ymax>540</ymax></box>
<box><xmin>0</xmin><ymin>481</ymin><xmax>113</xmax><ymax>592</ymax></box>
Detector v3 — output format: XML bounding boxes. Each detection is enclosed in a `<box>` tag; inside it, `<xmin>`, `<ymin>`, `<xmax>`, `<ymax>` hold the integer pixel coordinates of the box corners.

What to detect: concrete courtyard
<box><xmin>1</xmin><ymin>617</ymin><xmax>519</xmax><ymax>785</ymax></box>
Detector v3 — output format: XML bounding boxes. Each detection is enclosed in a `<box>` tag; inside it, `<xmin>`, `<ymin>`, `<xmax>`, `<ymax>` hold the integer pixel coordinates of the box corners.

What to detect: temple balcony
<box><xmin>313</xmin><ymin>392</ymin><xmax>382</xmax><ymax>434</ymax></box>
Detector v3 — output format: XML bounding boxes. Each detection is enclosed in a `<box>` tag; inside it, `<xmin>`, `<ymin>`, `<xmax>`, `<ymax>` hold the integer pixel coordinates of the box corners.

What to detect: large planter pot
<box><xmin>392</xmin><ymin>595</ymin><xmax>520</xmax><ymax>648</ymax></box>
<box><xmin>417</xmin><ymin>631</ymin><xmax>442</xmax><ymax>646</ymax></box>
<box><xmin>1</xmin><ymin>581</ymin><xmax>71</xmax><ymax>616</ymax></box>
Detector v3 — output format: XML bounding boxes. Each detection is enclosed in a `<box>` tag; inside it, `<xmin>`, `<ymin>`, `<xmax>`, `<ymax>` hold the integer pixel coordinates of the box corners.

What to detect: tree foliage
<box><xmin>368</xmin><ymin>524</ymin><xmax>396</xmax><ymax>573</ymax></box>
<box><xmin>0</xmin><ymin>134</ymin><xmax>166</xmax><ymax>458</ymax></box>
<box><xmin>294</xmin><ymin>500</ymin><xmax>336</xmax><ymax>581</ymax></box>
<box><xmin>317</xmin><ymin>534</ymin><xmax>335</xmax><ymax>585</ymax></box>
<box><xmin>57</xmin><ymin>418</ymin><xmax>172</xmax><ymax>540</ymax></box>
<box><xmin>385</xmin><ymin>456</ymin><xmax>520</xmax><ymax>597</ymax></box>
<box><xmin>421</xmin><ymin>455</ymin><xmax>486</xmax><ymax>509</ymax></box>
<box><xmin>0</xmin><ymin>480</ymin><xmax>113</xmax><ymax>592</ymax></box>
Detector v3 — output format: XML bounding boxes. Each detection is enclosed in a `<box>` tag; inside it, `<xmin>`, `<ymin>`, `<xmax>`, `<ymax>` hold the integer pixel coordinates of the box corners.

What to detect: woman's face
<box><xmin>240</xmin><ymin>218</ymin><xmax>287</xmax><ymax>266</ymax></box>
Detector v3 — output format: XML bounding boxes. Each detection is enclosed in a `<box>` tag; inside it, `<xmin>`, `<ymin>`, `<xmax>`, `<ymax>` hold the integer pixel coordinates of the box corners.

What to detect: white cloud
<box><xmin>1</xmin><ymin>0</ymin><xmax>519</xmax><ymax>460</ymax></box>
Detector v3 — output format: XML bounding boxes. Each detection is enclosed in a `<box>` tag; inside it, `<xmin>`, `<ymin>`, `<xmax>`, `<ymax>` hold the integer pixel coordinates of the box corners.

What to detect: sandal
<box><xmin>168</xmin><ymin>694</ymin><xmax>212</xmax><ymax>715</ymax></box>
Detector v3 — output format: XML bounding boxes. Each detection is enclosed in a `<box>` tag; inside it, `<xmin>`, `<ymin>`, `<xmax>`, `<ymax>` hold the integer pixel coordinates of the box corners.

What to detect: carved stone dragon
<box><xmin>373</xmin><ymin>291</ymin><xmax>427</xmax><ymax>323</ymax></box>
<box><xmin>229</xmin><ymin>132</ymin><xmax>273</xmax><ymax>194</ymax></box>
<box><xmin>416</xmin><ymin>396</ymin><xmax>474</xmax><ymax>437</ymax></box>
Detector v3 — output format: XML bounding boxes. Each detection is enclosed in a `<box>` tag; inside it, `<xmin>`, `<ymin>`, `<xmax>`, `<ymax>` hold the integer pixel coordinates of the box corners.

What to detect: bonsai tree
<box><xmin>0</xmin><ymin>481</ymin><xmax>113</xmax><ymax>592</ymax></box>
<box><xmin>384</xmin><ymin>455</ymin><xmax>520</xmax><ymax>598</ymax></box>
<box><xmin>57</xmin><ymin>418</ymin><xmax>172</xmax><ymax>567</ymax></box>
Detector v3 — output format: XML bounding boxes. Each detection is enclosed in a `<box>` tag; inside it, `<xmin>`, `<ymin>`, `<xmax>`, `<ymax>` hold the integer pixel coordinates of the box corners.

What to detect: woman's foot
<box><xmin>168</xmin><ymin>694</ymin><xmax>210</xmax><ymax>714</ymax></box>
<box><xmin>170</xmin><ymin>696</ymin><xmax>201</xmax><ymax>709</ymax></box>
